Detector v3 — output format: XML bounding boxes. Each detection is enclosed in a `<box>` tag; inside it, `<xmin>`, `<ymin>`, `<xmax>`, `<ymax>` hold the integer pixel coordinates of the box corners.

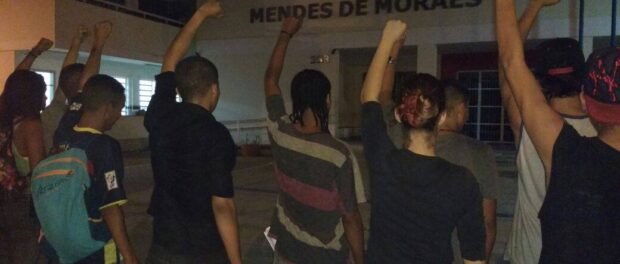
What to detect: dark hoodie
<box><xmin>144</xmin><ymin>72</ymin><xmax>237</xmax><ymax>257</ymax></box>
<box><xmin>361</xmin><ymin>102</ymin><xmax>485</xmax><ymax>264</ymax></box>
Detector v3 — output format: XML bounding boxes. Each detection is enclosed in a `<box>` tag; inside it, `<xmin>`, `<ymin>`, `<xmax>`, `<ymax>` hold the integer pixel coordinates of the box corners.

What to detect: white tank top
<box><xmin>507</xmin><ymin>116</ymin><xmax>597</xmax><ymax>264</ymax></box>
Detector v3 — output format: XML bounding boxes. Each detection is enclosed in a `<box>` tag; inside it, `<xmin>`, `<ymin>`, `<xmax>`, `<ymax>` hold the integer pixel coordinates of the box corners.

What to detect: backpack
<box><xmin>31</xmin><ymin>148</ymin><xmax>106</xmax><ymax>264</ymax></box>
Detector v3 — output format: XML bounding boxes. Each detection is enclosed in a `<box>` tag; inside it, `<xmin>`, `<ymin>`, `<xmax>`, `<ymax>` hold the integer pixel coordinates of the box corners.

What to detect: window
<box><xmin>457</xmin><ymin>70</ymin><xmax>514</xmax><ymax>144</ymax></box>
<box><xmin>139</xmin><ymin>79</ymin><xmax>155</xmax><ymax>111</ymax></box>
<box><xmin>113</xmin><ymin>76</ymin><xmax>129</xmax><ymax>115</ymax></box>
<box><xmin>35</xmin><ymin>71</ymin><xmax>55</xmax><ymax>107</ymax></box>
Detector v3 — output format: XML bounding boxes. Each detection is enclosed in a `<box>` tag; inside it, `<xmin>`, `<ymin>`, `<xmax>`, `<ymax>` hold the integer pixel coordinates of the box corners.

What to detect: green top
<box><xmin>11</xmin><ymin>142</ymin><xmax>30</xmax><ymax>177</ymax></box>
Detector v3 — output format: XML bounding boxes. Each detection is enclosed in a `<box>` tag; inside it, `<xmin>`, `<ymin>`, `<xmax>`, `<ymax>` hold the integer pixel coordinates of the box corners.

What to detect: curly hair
<box><xmin>0</xmin><ymin>70</ymin><xmax>46</xmax><ymax>129</ymax></box>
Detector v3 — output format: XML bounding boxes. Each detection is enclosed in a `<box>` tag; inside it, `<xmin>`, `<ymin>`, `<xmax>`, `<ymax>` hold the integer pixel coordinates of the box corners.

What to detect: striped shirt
<box><xmin>266</xmin><ymin>95</ymin><xmax>360</xmax><ymax>264</ymax></box>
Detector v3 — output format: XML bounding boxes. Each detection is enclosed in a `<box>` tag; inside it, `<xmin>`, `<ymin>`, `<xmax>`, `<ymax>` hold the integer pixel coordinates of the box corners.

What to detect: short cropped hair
<box><xmin>175</xmin><ymin>55</ymin><xmax>219</xmax><ymax>101</ymax></box>
<box><xmin>59</xmin><ymin>63</ymin><xmax>85</xmax><ymax>98</ymax></box>
<box><xmin>442</xmin><ymin>79</ymin><xmax>469</xmax><ymax>115</ymax></box>
<box><xmin>81</xmin><ymin>74</ymin><xmax>126</xmax><ymax>112</ymax></box>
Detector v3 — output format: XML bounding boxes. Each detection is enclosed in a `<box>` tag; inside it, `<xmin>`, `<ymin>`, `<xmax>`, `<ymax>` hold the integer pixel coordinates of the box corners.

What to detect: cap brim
<box><xmin>585</xmin><ymin>95</ymin><xmax>620</xmax><ymax>125</ymax></box>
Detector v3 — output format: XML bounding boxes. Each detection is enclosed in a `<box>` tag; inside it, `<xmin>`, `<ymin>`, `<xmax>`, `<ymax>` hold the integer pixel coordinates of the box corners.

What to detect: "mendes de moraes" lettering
<box><xmin>250</xmin><ymin>0</ymin><xmax>482</xmax><ymax>23</ymax></box>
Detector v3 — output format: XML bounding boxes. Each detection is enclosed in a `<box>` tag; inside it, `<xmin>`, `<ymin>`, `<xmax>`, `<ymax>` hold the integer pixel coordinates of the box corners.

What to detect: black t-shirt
<box><xmin>361</xmin><ymin>102</ymin><xmax>485</xmax><ymax>264</ymax></box>
<box><xmin>539</xmin><ymin>124</ymin><xmax>620</xmax><ymax>263</ymax></box>
<box><xmin>144</xmin><ymin>72</ymin><xmax>236</xmax><ymax>256</ymax></box>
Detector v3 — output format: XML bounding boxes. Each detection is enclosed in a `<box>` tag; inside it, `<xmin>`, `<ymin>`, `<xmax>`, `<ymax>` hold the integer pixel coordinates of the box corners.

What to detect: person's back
<box><xmin>361</xmin><ymin>26</ymin><xmax>486</xmax><ymax>262</ymax></box>
<box><xmin>365</xmin><ymin>146</ymin><xmax>484</xmax><ymax>263</ymax></box>
<box><xmin>266</xmin><ymin>94</ymin><xmax>360</xmax><ymax>263</ymax></box>
<box><xmin>144</xmin><ymin>4</ymin><xmax>241</xmax><ymax>262</ymax></box>
<box><xmin>263</xmin><ymin>17</ymin><xmax>365</xmax><ymax>264</ymax></box>
<box><xmin>50</xmin><ymin>74</ymin><xmax>137</xmax><ymax>263</ymax></box>
<box><xmin>508</xmin><ymin>116</ymin><xmax>595</xmax><ymax>263</ymax></box>
<box><xmin>495</xmin><ymin>3</ymin><xmax>620</xmax><ymax>262</ymax></box>
<box><xmin>145</xmin><ymin>71</ymin><xmax>236</xmax><ymax>260</ymax></box>
<box><xmin>536</xmin><ymin>47</ymin><xmax>620</xmax><ymax>263</ymax></box>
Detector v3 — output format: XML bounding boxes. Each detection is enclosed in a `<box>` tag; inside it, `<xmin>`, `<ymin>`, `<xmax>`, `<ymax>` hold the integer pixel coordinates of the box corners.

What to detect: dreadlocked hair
<box><xmin>289</xmin><ymin>69</ymin><xmax>331</xmax><ymax>132</ymax></box>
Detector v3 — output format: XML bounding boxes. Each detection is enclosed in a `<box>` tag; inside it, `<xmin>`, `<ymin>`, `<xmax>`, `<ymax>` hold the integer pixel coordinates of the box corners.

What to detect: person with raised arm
<box><xmin>44</xmin><ymin>21</ymin><xmax>139</xmax><ymax>264</ymax></box>
<box><xmin>499</xmin><ymin>1</ymin><xmax>597</xmax><ymax>263</ymax></box>
<box><xmin>361</xmin><ymin>20</ymin><xmax>485</xmax><ymax>264</ymax></box>
<box><xmin>264</xmin><ymin>16</ymin><xmax>365</xmax><ymax>264</ymax></box>
<box><xmin>41</xmin><ymin>25</ymin><xmax>90</xmax><ymax>151</ymax></box>
<box><xmin>143</xmin><ymin>1</ymin><xmax>241</xmax><ymax>263</ymax></box>
<box><xmin>0</xmin><ymin>38</ymin><xmax>51</xmax><ymax>264</ymax></box>
<box><xmin>378</xmin><ymin>34</ymin><xmax>499</xmax><ymax>264</ymax></box>
<box><xmin>496</xmin><ymin>0</ymin><xmax>620</xmax><ymax>262</ymax></box>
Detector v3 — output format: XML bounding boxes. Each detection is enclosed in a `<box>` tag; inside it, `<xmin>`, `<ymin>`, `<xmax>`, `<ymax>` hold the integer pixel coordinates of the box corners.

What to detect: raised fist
<box><xmin>32</xmin><ymin>38</ymin><xmax>54</xmax><ymax>55</ymax></box>
<box><xmin>382</xmin><ymin>20</ymin><xmax>407</xmax><ymax>44</ymax></box>
<box><xmin>199</xmin><ymin>0</ymin><xmax>224</xmax><ymax>18</ymax></box>
<box><xmin>94</xmin><ymin>21</ymin><xmax>113</xmax><ymax>43</ymax></box>
<box><xmin>281</xmin><ymin>17</ymin><xmax>303</xmax><ymax>36</ymax></box>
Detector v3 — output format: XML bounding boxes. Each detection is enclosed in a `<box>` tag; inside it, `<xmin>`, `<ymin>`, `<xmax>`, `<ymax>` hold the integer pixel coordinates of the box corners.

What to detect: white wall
<box><xmin>195</xmin><ymin>0</ymin><xmax>619</xmax><ymax>135</ymax></box>
<box><xmin>54</xmin><ymin>0</ymin><xmax>179</xmax><ymax>63</ymax></box>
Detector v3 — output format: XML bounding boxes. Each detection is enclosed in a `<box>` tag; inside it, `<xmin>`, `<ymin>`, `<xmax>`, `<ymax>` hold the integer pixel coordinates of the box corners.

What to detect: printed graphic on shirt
<box><xmin>105</xmin><ymin>170</ymin><xmax>118</xmax><ymax>191</ymax></box>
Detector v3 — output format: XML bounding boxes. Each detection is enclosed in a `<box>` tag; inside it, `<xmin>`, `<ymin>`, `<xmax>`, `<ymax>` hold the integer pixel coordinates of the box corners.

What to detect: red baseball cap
<box><xmin>582</xmin><ymin>47</ymin><xmax>620</xmax><ymax>124</ymax></box>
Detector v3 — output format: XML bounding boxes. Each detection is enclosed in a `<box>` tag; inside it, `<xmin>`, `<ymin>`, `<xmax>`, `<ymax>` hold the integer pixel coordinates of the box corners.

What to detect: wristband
<box><xmin>280</xmin><ymin>31</ymin><xmax>293</xmax><ymax>38</ymax></box>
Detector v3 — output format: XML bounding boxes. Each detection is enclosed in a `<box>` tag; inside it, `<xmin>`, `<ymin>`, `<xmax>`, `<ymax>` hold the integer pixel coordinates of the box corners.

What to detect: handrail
<box><xmin>75</xmin><ymin>0</ymin><xmax>184</xmax><ymax>27</ymax></box>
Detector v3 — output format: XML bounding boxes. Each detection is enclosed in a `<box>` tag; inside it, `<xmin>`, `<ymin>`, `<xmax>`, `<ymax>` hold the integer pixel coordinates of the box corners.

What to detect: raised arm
<box><xmin>79</xmin><ymin>21</ymin><xmax>112</xmax><ymax>90</ymax></box>
<box><xmin>378</xmin><ymin>35</ymin><xmax>406</xmax><ymax>105</ymax></box>
<box><xmin>161</xmin><ymin>0</ymin><xmax>223</xmax><ymax>73</ymax></box>
<box><xmin>264</xmin><ymin>17</ymin><xmax>303</xmax><ymax>97</ymax></box>
<box><xmin>16</xmin><ymin>38</ymin><xmax>53</xmax><ymax>70</ymax></box>
<box><xmin>361</xmin><ymin>20</ymin><xmax>407</xmax><ymax>104</ymax></box>
<box><xmin>496</xmin><ymin>0</ymin><xmax>564</xmax><ymax>177</ymax></box>
<box><xmin>63</xmin><ymin>25</ymin><xmax>89</xmax><ymax>68</ymax></box>
<box><xmin>499</xmin><ymin>0</ymin><xmax>560</xmax><ymax>143</ymax></box>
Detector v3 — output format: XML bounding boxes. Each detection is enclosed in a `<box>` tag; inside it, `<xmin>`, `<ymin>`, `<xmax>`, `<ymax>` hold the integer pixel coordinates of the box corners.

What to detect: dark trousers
<box><xmin>146</xmin><ymin>244</ymin><xmax>230</xmax><ymax>264</ymax></box>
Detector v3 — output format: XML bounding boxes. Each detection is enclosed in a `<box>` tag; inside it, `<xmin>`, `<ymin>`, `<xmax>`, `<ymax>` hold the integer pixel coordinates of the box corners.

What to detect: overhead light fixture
<box><xmin>310</xmin><ymin>55</ymin><xmax>330</xmax><ymax>64</ymax></box>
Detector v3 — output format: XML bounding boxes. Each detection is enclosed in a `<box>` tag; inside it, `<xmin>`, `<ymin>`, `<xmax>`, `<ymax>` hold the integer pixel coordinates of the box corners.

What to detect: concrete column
<box><xmin>416</xmin><ymin>44</ymin><xmax>439</xmax><ymax>76</ymax></box>
<box><xmin>582</xmin><ymin>36</ymin><xmax>594</xmax><ymax>57</ymax></box>
<box><xmin>0</xmin><ymin>51</ymin><xmax>16</xmax><ymax>94</ymax></box>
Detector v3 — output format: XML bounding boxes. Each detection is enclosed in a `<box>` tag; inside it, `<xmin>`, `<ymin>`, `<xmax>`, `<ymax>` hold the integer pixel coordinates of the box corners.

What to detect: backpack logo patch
<box><xmin>104</xmin><ymin>171</ymin><xmax>118</xmax><ymax>190</ymax></box>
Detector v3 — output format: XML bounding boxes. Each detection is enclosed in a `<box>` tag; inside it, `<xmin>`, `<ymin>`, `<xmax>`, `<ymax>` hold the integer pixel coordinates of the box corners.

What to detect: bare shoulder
<box><xmin>17</xmin><ymin>117</ymin><xmax>43</xmax><ymax>133</ymax></box>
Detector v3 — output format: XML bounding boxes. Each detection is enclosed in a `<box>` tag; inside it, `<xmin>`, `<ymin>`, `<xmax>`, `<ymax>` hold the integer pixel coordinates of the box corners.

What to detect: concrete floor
<box><xmin>1</xmin><ymin>144</ymin><xmax>519</xmax><ymax>264</ymax></box>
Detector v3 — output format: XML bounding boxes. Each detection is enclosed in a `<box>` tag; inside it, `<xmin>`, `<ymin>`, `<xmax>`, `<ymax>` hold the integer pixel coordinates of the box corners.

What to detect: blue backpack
<box><xmin>31</xmin><ymin>148</ymin><xmax>106</xmax><ymax>264</ymax></box>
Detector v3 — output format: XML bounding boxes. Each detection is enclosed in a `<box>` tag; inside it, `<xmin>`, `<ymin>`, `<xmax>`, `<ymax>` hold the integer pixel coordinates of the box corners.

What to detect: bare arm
<box><xmin>496</xmin><ymin>0</ymin><xmax>564</xmax><ymax>178</ymax></box>
<box><xmin>343</xmin><ymin>211</ymin><xmax>365</xmax><ymax>264</ymax></box>
<box><xmin>16</xmin><ymin>38</ymin><xmax>53</xmax><ymax>70</ymax></box>
<box><xmin>464</xmin><ymin>260</ymin><xmax>486</xmax><ymax>264</ymax></box>
<box><xmin>62</xmin><ymin>25</ymin><xmax>89</xmax><ymax>68</ymax></box>
<box><xmin>500</xmin><ymin>0</ymin><xmax>559</xmax><ymax>144</ymax></box>
<box><xmin>101</xmin><ymin>205</ymin><xmax>138</xmax><ymax>264</ymax></box>
<box><xmin>361</xmin><ymin>21</ymin><xmax>407</xmax><ymax>104</ymax></box>
<box><xmin>161</xmin><ymin>0</ymin><xmax>223</xmax><ymax>73</ymax></box>
<box><xmin>265</xmin><ymin>17</ymin><xmax>302</xmax><ymax>97</ymax></box>
<box><xmin>22</xmin><ymin>120</ymin><xmax>46</xmax><ymax>171</ymax></box>
<box><xmin>79</xmin><ymin>21</ymin><xmax>112</xmax><ymax>90</ymax></box>
<box><xmin>212</xmin><ymin>196</ymin><xmax>241</xmax><ymax>264</ymax></box>
<box><xmin>482</xmin><ymin>199</ymin><xmax>497</xmax><ymax>260</ymax></box>
<box><xmin>378</xmin><ymin>36</ymin><xmax>406</xmax><ymax>105</ymax></box>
